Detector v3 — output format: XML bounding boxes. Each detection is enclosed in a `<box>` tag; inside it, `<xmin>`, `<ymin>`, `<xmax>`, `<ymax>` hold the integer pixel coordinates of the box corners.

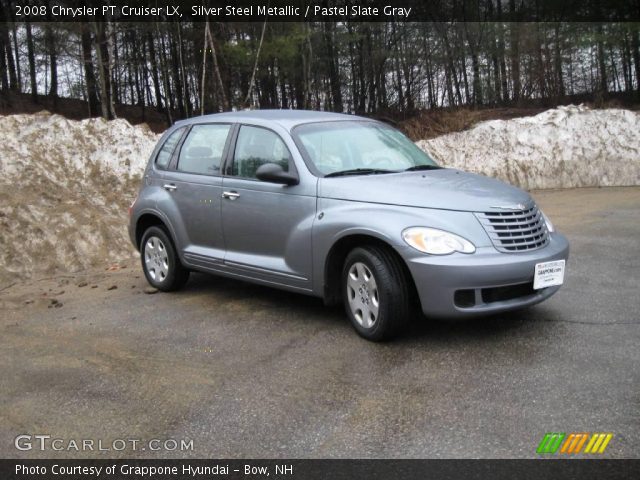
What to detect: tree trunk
<box><xmin>44</xmin><ymin>25</ymin><xmax>58</xmax><ymax>101</ymax></box>
<box><xmin>489</xmin><ymin>14</ymin><xmax>502</xmax><ymax>105</ymax></box>
<box><xmin>25</xmin><ymin>21</ymin><xmax>37</xmax><ymax>101</ymax></box>
<box><xmin>279</xmin><ymin>68</ymin><xmax>288</xmax><ymax>109</ymax></box>
<box><xmin>10</xmin><ymin>13</ymin><xmax>20</xmax><ymax>89</ymax></box>
<box><xmin>496</xmin><ymin>4</ymin><xmax>509</xmax><ymax>102</ymax></box>
<box><xmin>169</xmin><ymin>30</ymin><xmax>186</xmax><ymax>118</ymax></box>
<box><xmin>535</xmin><ymin>24</ymin><xmax>546</xmax><ymax>100</ymax></box>
<box><xmin>0</xmin><ymin>22</ymin><xmax>8</xmax><ymax>91</ymax></box>
<box><xmin>146</xmin><ymin>30</ymin><xmax>164</xmax><ymax>111</ymax></box>
<box><xmin>141</xmin><ymin>37</ymin><xmax>153</xmax><ymax>110</ymax></box>
<box><xmin>471</xmin><ymin>51</ymin><xmax>482</xmax><ymax>105</ymax></box>
<box><xmin>303</xmin><ymin>22</ymin><xmax>313</xmax><ymax>110</ymax></box>
<box><xmin>175</xmin><ymin>22</ymin><xmax>190</xmax><ymax>116</ymax></box>
<box><xmin>423</xmin><ymin>33</ymin><xmax>436</xmax><ymax>108</ymax></box>
<box><xmin>509</xmin><ymin>1</ymin><xmax>521</xmax><ymax>102</ymax></box>
<box><xmin>597</xmin><ymin>24</ymin><xmax>608</xmax><ymax>94</ymax></box>
<box><xmin>461</xmin><ymin>54</ymin><xmax>470</xmax><ymax>104</ymax></box>
<box><xmin>81</xmin><ymin>25</ymin><xmax>100</xmax><ymax>117</ymax></box>
<box><xmin>200</xmin><ymin>22</ymin><xmax>207</xmax><ymax>115</ymax></box>
<box><xmin>444</xmin><ymin>64</ymin><xmax>455</xmax><ymax>107</ymax></box>
<box><xmin>632</xmin><ymin>26</ymin><xmax>640</xmax><ymax>95</ymax></box>
<box><xmin>205</xmin><ymin>20</ymin><xmax>229</xmax><ymax>111</ymax></box>
<box><xmin>554</xmin><ymin>24</ymin><xmax>565</xmax><ymax>98</ymax></box>
<box><xmin>134</xmin><ymin>34</ymin><xmax>145</xmax><ymax>111</ymax></box>
<box><xmin>440</xmin><ymin>25</ymin><xmax>463</xmax><ymax>105</ymax></box>
<box><xmin>0</xmin><ymin>2</ymin><xmax>18</xmax><ymax>90</ymax></box>
<box><xmin>621</xmin><ymin>30</ymin><xmax>632</xmax><ymax>92</ymax></box>
<box><xmin>464</xmin><ymin>21</ymin><xmax>483</xmax><ymax>106</ymax></box>
<box><xmin>104</xmin><ymin>21</ymin><xmax>118</xmax><ymax>118</ymax></box>
<box><xmin>244</xmin><ymin>19</ymin><xmax>267</xmax><ymax>107</ymax></box>
<box><xmin>324</xmin><ymin>22</ymin><xmax>343</xmax><ymax>112</ymax></box>
<box><xmin>94</xmin><ymin>21</ymin><xmax>116</xmax><ymax>119</ymax></box>
<box><xmin>111</xmin><ymin>26</ymin><xmax>120</xmax><ymax>105</ymax></box>
<box><xmin>157</xmin><ymin>23</ymin><xmax>174</xmax><ymax>124</ymax></box>
<box><xmin>357</xmin><ymin>35</ymin><xmax>366</xmax><ymax>113</ymax></box>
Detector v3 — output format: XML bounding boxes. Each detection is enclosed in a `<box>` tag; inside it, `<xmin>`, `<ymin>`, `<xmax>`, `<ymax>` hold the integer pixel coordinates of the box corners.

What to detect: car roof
<box><xmin>174</xmin><ymin>109</ymin><xmax>372</xmax><ymax>130</ymax></box>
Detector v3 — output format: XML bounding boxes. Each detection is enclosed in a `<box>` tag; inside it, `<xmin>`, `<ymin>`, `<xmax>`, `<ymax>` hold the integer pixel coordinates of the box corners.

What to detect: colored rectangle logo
<box><xmin>537</xmin><ymin>433</ymin><xmax>613</xmax><ymax>454</ymax></box>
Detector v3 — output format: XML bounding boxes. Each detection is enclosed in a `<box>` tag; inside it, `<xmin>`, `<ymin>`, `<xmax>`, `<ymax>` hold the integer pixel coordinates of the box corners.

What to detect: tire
<box><xmin>140</xmin><ymin>226</ymin><xmax>189</xmax><ymax>292</ymax></box>
<box><xmin>342</xmin><ymin>246</ymin><xmax>411</xmax><ymax>341</ymax></box>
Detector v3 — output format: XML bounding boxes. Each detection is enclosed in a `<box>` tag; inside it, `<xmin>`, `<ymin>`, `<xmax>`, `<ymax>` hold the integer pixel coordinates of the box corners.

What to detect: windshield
<box><xmin>293</xmin><ymin>121</ymin><xmax>439</xmax><ymax>176</ymax></box>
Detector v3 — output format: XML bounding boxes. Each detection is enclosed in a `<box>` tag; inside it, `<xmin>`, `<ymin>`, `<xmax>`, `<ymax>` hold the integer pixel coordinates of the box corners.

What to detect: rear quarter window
<box><xmin>155</xmin><ymin>127</ymin><xmax>186</xmax><ymax>169</ymax></box>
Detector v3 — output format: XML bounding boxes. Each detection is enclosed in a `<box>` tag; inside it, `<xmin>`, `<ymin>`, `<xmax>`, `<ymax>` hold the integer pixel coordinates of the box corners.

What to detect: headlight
<box><xmin>402</xmin><ymin>227</ymin><xmax>476</xmax><ymax>255</ymax></box>
<box><xmin>541</xmin><ymin>210</ymin><xmax>555</xmax><ymax>233</ymax></box>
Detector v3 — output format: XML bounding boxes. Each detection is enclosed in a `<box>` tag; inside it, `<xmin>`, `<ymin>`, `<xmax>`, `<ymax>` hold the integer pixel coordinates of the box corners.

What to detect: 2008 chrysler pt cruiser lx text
<box><xmin>129</xmin><ymin>110</ymin><xmax>569</xmax><ymax>341</ymax></box>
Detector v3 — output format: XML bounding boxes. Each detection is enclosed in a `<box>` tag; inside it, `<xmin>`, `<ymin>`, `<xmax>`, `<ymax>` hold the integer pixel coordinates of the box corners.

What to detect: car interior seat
<box><xmin>179</xmin><ymin>145</ymin><xmax>218</xmax><ymax>174</ymax></box>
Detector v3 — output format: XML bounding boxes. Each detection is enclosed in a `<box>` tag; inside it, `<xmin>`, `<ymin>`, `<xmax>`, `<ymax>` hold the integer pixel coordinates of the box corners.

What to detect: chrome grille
<box><xmin>475</xmin><ymin>205</ymin><xmax>549</xmax><ymax>252</ymax></box>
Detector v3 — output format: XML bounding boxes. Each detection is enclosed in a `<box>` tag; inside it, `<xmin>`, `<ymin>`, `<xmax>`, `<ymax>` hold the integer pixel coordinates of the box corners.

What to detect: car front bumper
<box><xmin>400</xmin><ymin>233</ymin><xmax>570</xmax><ymax>318</ymax></box>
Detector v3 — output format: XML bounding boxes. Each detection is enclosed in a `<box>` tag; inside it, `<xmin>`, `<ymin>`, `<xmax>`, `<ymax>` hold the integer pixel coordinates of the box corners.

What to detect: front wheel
<box><xmin>140</xmin><ymin>226</ymin><xmax>189</xmax><ymax>291</ymax></box>
<box><xmin>342</xmin><ymin>246</ymin><xmax>411</xmax><ymax>341</ymax></box>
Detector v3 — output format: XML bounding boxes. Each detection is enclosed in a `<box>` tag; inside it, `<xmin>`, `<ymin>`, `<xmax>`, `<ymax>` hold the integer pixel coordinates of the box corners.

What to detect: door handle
<box><xmin>222</xmin><ymin>191</ymin><xmax>240</xmax><ymax>200</ymax></box>
<box><xmin>163</xmin><ymin>184</ymin><xmax>177</xmax><ymax>192</ymax></box>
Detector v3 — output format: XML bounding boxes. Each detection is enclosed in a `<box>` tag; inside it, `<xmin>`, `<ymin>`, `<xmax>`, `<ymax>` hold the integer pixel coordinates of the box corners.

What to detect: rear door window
<box><xmin>177</xmin><ymin>124</ymin><xmax>231</xmax><ymax>176</ymax></box>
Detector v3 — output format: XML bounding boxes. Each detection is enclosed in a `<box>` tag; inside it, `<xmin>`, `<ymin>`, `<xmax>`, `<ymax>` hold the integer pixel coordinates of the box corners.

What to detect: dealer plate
<box><xmin>533</xmin><ymin>260</ymin><xmax>565</xmax><ymax>290</ymax></box>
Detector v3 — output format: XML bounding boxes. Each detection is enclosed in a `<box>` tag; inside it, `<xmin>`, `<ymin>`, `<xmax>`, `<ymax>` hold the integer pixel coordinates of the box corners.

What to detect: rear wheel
<box><xmin>140</xmin><ymin>226</ymin><xmax>189</xmax><ymax>291</ymax></box>
<box><xmin>342</xmin><ymin>246</ymin><xmax>411</xmax><ymax>341</ymax></box>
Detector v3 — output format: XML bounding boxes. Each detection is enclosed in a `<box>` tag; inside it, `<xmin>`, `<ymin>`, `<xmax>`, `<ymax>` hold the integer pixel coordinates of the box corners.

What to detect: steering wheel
<box><xmin>319</xmin><ymin>153</ymin><xmax>342</xmax><ymax>170</ymax></box>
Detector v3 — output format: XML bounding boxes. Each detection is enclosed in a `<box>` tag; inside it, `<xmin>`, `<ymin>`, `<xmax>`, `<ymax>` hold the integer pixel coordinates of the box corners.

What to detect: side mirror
<box><xmin>255</xmin><ymin>163</ymin><xmax>299</xmax><ymax>186</ymax></box>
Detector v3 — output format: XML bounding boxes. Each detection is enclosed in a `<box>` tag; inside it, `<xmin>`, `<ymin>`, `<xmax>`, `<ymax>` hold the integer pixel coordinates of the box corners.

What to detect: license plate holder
<box><xmin>533</xmin><ymin>260</ymin><xmax>565</xmax><ymax>290</ymax></box>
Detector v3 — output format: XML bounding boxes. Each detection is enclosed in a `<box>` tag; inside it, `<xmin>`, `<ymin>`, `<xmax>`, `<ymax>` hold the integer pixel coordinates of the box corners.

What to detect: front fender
<box><xmin>311</xmin><ymin>198</ymin><xmax>491</xmax><ymax>296</ymax></box>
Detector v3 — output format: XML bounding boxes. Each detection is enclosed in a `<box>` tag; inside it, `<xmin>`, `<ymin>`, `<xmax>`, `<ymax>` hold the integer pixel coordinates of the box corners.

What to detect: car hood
<box><xmin>317</xmin><ymin>168</ymin><xmax>533</xmax><ymax>212</ymax></box>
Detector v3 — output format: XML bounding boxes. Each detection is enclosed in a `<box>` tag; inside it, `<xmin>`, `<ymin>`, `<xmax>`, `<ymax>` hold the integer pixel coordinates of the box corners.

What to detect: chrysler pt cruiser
<box><xmin>129</xmin><ymin>110</ymin><xmax>569</xmax><ymax>341</ymax></box>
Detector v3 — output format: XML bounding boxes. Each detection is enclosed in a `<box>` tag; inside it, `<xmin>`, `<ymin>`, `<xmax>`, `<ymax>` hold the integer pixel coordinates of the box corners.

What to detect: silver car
<box><xmin>129</xmin><ymin>110</ymin><xmax>569</xmax><ymax>341</ymax></box>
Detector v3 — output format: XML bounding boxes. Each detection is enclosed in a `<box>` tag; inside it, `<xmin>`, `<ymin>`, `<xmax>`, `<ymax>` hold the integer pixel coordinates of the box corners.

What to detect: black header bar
<box><xmin>5</xmin><ymin>0</ymin><xmax>640</xmax><ymax>22</ymax></box>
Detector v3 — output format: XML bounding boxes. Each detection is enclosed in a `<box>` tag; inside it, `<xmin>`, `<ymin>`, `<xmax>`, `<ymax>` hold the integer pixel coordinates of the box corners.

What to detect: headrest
<box><xmin>188</xmin><ymin>146</ymin><xmax>213</xmax><ymax>157</ymax></box>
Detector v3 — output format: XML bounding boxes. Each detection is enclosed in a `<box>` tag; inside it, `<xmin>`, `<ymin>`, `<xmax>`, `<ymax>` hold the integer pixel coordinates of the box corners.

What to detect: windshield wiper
<box><xmin>324</xmin><ymin>168</ymin><xmax>396</xmax><ymax>178</ymax></box>
<box><xmin>404</xmin><ymin>165</ymin><xmax>442</xmax><ymax>171</ymax></box>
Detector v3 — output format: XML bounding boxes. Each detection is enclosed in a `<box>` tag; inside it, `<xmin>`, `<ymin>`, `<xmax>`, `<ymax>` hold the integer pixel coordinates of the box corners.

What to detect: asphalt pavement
<box><xmin>1</xmin><ymin>187</ymin><xmax>638</xmax><ymax>459</ymax></box>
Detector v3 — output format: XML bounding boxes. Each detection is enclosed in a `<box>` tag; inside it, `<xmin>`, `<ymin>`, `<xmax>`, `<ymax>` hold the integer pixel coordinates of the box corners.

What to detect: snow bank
<box><xmin>417</xmin><ymin>105</ymin><xmax>640</xmax><ymax>190</ymax></box>
<box><xmin>0</xmin><ymin>112</ymin><xmax>159</xmax><ymax>283</ymax></box>
<box><xmin>1</xmin><ymin>106</ymin><xmax>638</xmax><ymax>283</ymax></box>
